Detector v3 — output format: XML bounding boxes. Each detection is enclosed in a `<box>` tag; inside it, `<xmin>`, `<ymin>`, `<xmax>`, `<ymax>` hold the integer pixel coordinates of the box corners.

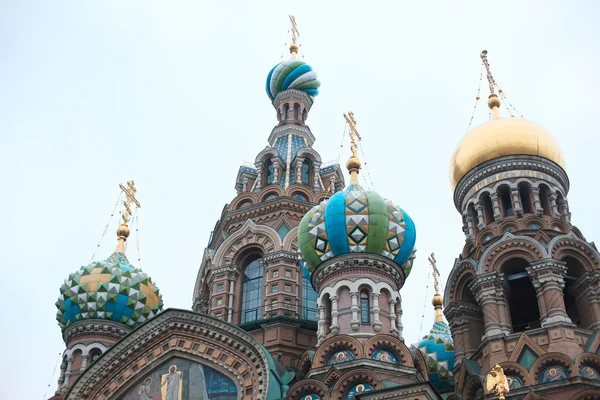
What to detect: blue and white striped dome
<box><xmin>266</xmin><ymin>60</ymin><xmax>321</xmax><ymax>101</ymax></box>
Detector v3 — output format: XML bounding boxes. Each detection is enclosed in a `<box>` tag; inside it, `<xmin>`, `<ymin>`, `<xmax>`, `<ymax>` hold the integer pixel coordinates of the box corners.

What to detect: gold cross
<box><xmin>289</xmin><ymin>15</ymin><xmax>300</xmax><ymax>44</ymax></box>
<box><xmin>119</xmin><ymin>180</ymin><xmax>141</xmax><ymax>225</ymax></box>
<box><xmin>343</xmin><ymin>111</ymin><xmax>362</xmax><ymax>159</ymax></box>
<box><xmin>428</xmin><ymin>252</ymin><xmax>440</xmax><ymax>294</ymax></box>
<box><xmin>480</xmin><ymin>50</ymin><xmax>497</xmax><ymax>94</ymax></box>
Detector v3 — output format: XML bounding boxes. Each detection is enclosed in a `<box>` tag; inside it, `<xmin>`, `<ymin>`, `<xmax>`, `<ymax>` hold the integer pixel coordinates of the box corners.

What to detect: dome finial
<box><xmin>116</xmin><ymin>180</ymin><xmax>140</xmax><ymax>253</ymax></box>
<box><xmin>289</xmin><ymin>15</ymin><xmax>300</xmax><ymax>60</ymax></box>
<box><xmin>481</xmin><ymin>50</ymin><xmax>502</xmax><ymax>118</ymax></box>
<box><xmin>343</xmin><ymin>112</ymin><xmax>362</xmax><ymax>185</ymax></box>
<box><xmin>428</xmin><ymin>252</ymin><xmax>444</xmax><ymax>322</ymax></box>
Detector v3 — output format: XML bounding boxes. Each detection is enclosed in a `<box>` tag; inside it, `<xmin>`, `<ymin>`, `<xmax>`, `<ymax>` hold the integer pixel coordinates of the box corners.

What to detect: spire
<box><xmin>289</xmin><ymin>15</ymin><xmax>300</xmax><ymax>60</ymax></box>
<box><xmin>428</xmin><ymin>252</ymin><xmax>444</xmax><ymax>323</ymax></box>
<box><xmin>480</xmin><ymin>50</ymin><xmax>502</xmax><ymax>119</ymax></box>
<box><xmin>115</xmin><ymin>180</ymin><xmax>140</xmax><ymax>253</ymax></box>
<box><xmin>343</xmin><ymin>112</ymin><xmax>362</xmax><ymax>185</ymax></box>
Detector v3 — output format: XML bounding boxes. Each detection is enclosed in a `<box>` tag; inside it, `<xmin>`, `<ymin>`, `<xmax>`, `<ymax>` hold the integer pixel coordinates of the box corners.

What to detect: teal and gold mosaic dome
<box><xmin>410</xmin><ymin>321</ymin><xmax>455</xmax><ymax>393</ymax></box>
<box><xmin>56</xmin><ymin>252</ymin><xmax>163</xmax><ymax>329</ymax></box>
<box><xmin>298</xmin><ymin>182</ymin><xmax>416</xmax><ymax>276</ymax></box>
<box><xmin>266</xmin><ymin>59</ymin><xmax>321</xmax><ymax>101</ymax></box>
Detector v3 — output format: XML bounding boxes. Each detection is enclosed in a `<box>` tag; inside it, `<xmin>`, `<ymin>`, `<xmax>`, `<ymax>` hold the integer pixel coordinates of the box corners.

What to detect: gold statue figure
<box><xmin>486</xmin><ymin>364</ymin><xmax>510</xmax><ymax>399</ymax></box>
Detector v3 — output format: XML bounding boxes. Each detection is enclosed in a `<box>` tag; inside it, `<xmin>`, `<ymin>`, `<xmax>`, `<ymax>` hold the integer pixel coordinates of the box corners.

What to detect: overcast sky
<box><xmin>2</xmin><ymin>1</ymin><xmax>599</xmax><ymax>398</ymax></box>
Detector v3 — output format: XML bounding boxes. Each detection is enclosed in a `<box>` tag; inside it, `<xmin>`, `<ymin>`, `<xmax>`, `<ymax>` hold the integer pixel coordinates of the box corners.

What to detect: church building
<box><xmin>50</xmin><ymin>20</ymin><xmax>600</xmax><ymax>400</ymax></box>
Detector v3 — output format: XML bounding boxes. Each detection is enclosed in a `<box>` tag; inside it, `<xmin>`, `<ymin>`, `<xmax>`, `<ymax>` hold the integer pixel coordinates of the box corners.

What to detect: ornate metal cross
<box><xmin>343</xmin><ymin>111</ymin><xmax>362</xmax><ymax>159</ymax></box>
<box><xmin>119</xmin><ymin>180</ymin><xmax>141</xmax><ymax>225</ymax></box>
<box><xmin>428</xmin><ymin>252</ymin><xmax>440</xmax><ymax>294</ymax></box>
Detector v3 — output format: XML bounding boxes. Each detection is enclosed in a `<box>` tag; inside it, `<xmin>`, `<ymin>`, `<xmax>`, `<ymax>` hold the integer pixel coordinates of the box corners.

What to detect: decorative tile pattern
<box><xmin>327</xmin><ymin>350</ymin><xmax>354</xmax><ymax>365</ymax></box>
<box><xmin>56</xmin><ymin>252</ymin><xmax>163</xmax><ymax>329</ymax></box>
<box><xmin>372</xmin><ymin>349</ymin><xmax>399</xmax><ymax>364</ymax></box>
<box><xmin>580</xmin><ymin>365</ymin><xmax>600</xmax><ymax>380</ymax></box>
<box><xmin>410</xmin><ymin>321</ymin><xmax>455</xmax><ymax>393</ymax></box>
<box><xmin>346</xmin><ymin>383</ymin><xmax>373</xmax><ymax>399</ymax></box>
<box><xmin>298</xmin><ymin>185</ymin><xmax>416</xmax><ymax>277</ymax></box>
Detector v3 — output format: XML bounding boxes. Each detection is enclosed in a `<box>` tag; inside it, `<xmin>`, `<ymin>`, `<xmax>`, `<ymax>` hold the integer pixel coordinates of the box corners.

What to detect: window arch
<box><xmin>467</xmin><ymin>203</ymin><xmax>479</xmax><ymax>234</ymax></box>
<box><xmin>284</xmin><ymin>104</ymin><xmax>290</xmax><ymax>120</ymax></box>
<box><xmin>498</xmin><ymin>185</ymin><xmax>513</xmax><ymax>217</ymax></box>
<box><xmin>241</xmin><ymin>256</ymin><xmax>264</xmax><ymax>323</ymax></box>
<box><xmin>294</xmin><ymin>103</ymin><xmax>300</xmax><ymax>120</ymax></box>
<box><xmin>502</xmin><ymin>258</ymin><xmax>541</xmax><ymax>332</ymax></box>
<box><xmin>301</xmin><ymin>159</ymin><xmax>310</xmax><ymax>185</ymax></box>
<box><xmin>360</xmin><ymin>290</ymin><xmax>370</xmax><ymax>324</ymax></box>
<box><xmin>302</xmin><ymin>273</ymin><xmax>317</xmax><ymax>320</ymax></box>
<box><xmin>539</xmin><ymin>185</ymin><xmax>552</xmax><ymax>216</ymax></box>
<box><xmin>265</xmin><ymin>160</ymin><xmax>274</xmax><ymax>185</ymax></box>
<box><xmin>563</xmin><ymin>256</ymin><xmax>589</xmax><ymax>328</ymax></box>
<box><xmin>518</xmin><ymin>182</ymin><xmax>534</xmax><ymax>214</ymax></box>
<box><xmin>481</xmin><ymin>193</ymin><xmax>494</xmax><ymax>224</ymax></box>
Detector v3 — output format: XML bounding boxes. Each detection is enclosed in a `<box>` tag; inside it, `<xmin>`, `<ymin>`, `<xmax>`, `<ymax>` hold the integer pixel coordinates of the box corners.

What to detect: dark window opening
<box><xmin>266</xmin><ymin>160</ymin><xmax>274</xmax><ymax>185</ymax></box>
<box><xmin>499</xmin><ymin>186</ymin><xmax>513</xmax><ymax>217</ymax></box>
<box><xmin>539</xmin><ymin>185</ymin><xmax>552</xmax><ymax>216</ymax></box>
<box><xmin>294</xmin><ymin>103</ymin><xmax>300</xmax><ymax>120</ymax></box>
<box><xmin>504</xmin><ymin>259</ymin><xmax>541</xmax><ymax>332</ymax></box>
<box><xmin>241</xmin><ymin>257</ymin><xmax>264</xmax><ymax>323</ymax></box>
<box><xmin>301</xmin><ymin>160</ymin><xmax>310</xmax><ymax>185</ymax></box>
<box><xmin>481</xmin><ymin>193</ymin><xmax>494</xmax><ymax>224</ymax></box>
<box><xmin>519</xmin><ymin>183</ymin><xmax>533</xmax><ymax>214</ymax></box>
<box><xmin>468</xmin><ymin>203</ymin><xmax>479</xmax><ymax>234</ymax></box>
<box><xmin>563</xmin><ymin>257</ymin><xmax>587</xmax><ymax>328</ymax></box>
<box><xmin>360</xmin><ymin>290</ymin><xmax>370</xmax><ymax>324</ymax></box>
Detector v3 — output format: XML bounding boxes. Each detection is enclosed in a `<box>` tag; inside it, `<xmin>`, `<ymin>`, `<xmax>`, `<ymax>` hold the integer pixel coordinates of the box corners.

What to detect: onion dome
<box><xmin>298</xmin><ymin>142</ymin><xmax>416</xmax><ymax>275</ymax></box>
<box><xmin>410</xmin><ymin>282</ymin><xmax>455</xmax><ymax>392</ymax></box>
<box><xmin>55</xmin><ymin>251</ymin><xmax>163</xmax><ymax>329</ymax></box>
<box><xmin>410</xmin><ymin>320</ymin><xmax>455</xmax><ymax>392</ymax></box>
<box><xmin>266</xmin><ymin>59</ymin><xmax>321</xmax><ymax>101</ymax></box>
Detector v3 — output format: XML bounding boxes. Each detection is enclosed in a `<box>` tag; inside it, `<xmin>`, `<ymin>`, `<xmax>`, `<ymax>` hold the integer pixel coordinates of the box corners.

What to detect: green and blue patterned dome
<box><xmin>56</xmin><ymin>252</ymin><xmax>163</xmax><ymax>329</ymax></box>
<box><xmin>266</xmin><ymin>59</ymin><xmax>321</xmax><ymax>101</ymax></box>
<box><xmin>410</xmin><ymin>320</ymin><xmax>455</xmax><ymax>393</ymax></box>
<box><xmin>298</xmin><ymin>182</ymin><xmax>416</xmax><ymax>276</ymax></box>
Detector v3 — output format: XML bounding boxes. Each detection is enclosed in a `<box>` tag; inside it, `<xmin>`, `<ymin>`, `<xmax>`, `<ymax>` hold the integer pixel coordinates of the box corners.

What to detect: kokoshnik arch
<box><xmin>49</xmin><ymin>19</ymin><xmax>600</xmax><ymax>400</ymax></box>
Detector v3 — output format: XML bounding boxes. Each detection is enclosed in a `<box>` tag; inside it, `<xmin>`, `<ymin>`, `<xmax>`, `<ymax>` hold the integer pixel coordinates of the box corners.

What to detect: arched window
<box><xmin>539</xmin><ymin>185</ymin><xmax>552</xmax><ymax>216</ymax></box>
<box><xmin>498</xmin><ymin>185</ymin><xmax>513</xmax><ymax>217</ymax></box>
<box><xmin>89</xmin><ymin>348</ymin><xmax>102</xmax><ymax>363</ymax></box>
<box><xmin>563</xmin><ymin>257</ymin><xmax>589</xmax><ymax>328</ymax></box>
<box><xmin>518</xmin><ymin>183</ymin><xmax>534</xmax><ymax>214</ymax></box>
<box><xmin>503</xmin><ymin>258</ymin><xmax>541</xmax><ymax>333</ymax></box>
<box><xmin>360</xmin><ymin>290</ymin><xmax>370</xmax><ymax>323</ymax></box>
<box><xmin>294</xmin><ymin>103</ymin><xmax>300</xmax><ymax>120</ymax></box>
<box><xmin>284</xmin><ymin>104</ymin><xmax>290</xmax><ymax>119</ymax></box>
<box><xmin>302</xmin><ymin>273</ymin><xmax>317</xmax><ymax>320</ymax></box>
<box><xmin>481</xmin><ymin>193</ymin><xmax>494</xmax><ymax>224</ymax></box>
<box><xmin>266</xmin><ymin>160</ymin><xmax>274</xmax><ymax>185</ymax></box>
<box><xmin>468</xmin><ymin>203</ymin><xmax>479</xmax><ymax>234</ymax></box>
<box><xmin>301</xmin><ymin>160</ymin><xmax>310</xmax><ymax>185</ymax></box>
<box><xmin>241</xmin><ymin>258</ymin><xmax>264</xmax><ymax>323</ymax></box>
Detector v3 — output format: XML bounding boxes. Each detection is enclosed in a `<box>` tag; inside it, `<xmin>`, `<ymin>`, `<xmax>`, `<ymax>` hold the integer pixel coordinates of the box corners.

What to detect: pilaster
<box><xmin>469</xmin><ymin>272</ymin><xmax>511</xmax><ymax>338</ymax></box>
<box><xmin>526</xmin><ymin>260</ymin><xmax>572</xmax><ymax>327</ymax></box>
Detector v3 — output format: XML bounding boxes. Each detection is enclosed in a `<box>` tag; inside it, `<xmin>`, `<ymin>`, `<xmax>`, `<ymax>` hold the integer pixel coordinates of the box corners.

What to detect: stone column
<box><xmin>329</xmin><ymin>176</ymin><xmax>336</xmax><ymax>193</ymax></box>
<box><xmin>372</xmin><ymin>292</ymin><xmax>382</xmax><ymax>332</ymax></box>
<box><xmin>558</xmin><ymin>197</ymin><xmax>571</xmax><ymax>224</ymax></box>
<box><xmin>568</xmin><ymin>270</ymin><xmax>600</xmax><ymax>330</ymax></box>
<box><xmin>470</xmin><ymin>273</ymin><xmax>511</xmax><ymax>338</ymax></box>
<box><xmin>465</xmin><ymin>213</ymin><xmax>475</xmax><ymax>238</ymax></box>
<box><xmin>511</xmin><ymin>188</ymin><xmax>523</xmax><ymax>216</ymax></box>
<box><xmin>271</xmin><ymin>158</ymin><xmax>279</xmax><ymax>184</ymax></box>
<box><xmin>57</xmin><ymin>361</ymin><xmax>66</xmax><ymax>387</ymax></box>
<box><xmin>330</xmin><ymin>296</ymin><xmax>340</xmax><ymax>335</ymax></box>
<box><xmin>490</xmin><ymin>192</ymin><xmax>502</xmax><ymax>221</ymax></box>
<box><xmin>527</xmin><ymin>260</ymin><xmax>572</xmax><ymax>326</ymax></box>
<box><xmin>80</xmin><ymin>354</ymin><xmax>90</xmax><ymax>372</ymax></box>
<box><xmin>61</xmin><ymin>356</ymin><xmax>74</xmax><ymax>389</ymax></box>
<box><xmin>350</xmin><ymin>291</ymin><xmax>360</xmax><ymax>331</ymax></box>
<box><xmin>389</xmin><ymin>299</ymin><xmax>399</xmax><ymax>337</ymax></box>
<box><xmin>531</xmin><ymin>187</ymin><xmax>543</xmax><ymax>215</ymax></box>
<box><xmin>255</xmin><ymin>169</ymin><xmax>262</xmax><ymax>191</ymax></box>
<box><xmin>296</xmin><ymin>157</ymin><xmax>304</xmax><ymax>183</ymax></box>
<box><xmin>242</xmin><ymin>178</ymin><xmax>248</xmax><ymax>193</ymax></box>
<box><xmin>317</xmin><ymin>304</ymin><xmax>326</xmax><ymax>345</ymax></box>
<box><xmin>475</xmin><ymin>203</ymin><xmax>485</xmax><ymax>230</ymax></box>
<box><xmin>548</xmin><ymin>193</ymin><xmax>561</xmax><ymax>218</ymax></box>
<box><xmin>396</xmin><ymin>303</ymin><xmax>404</xmax><ymax>340</ymax></box>
<box><xmin>313</xmin><ymin>166</ymin><xmax>320</xmax><ymax>191</ymax></box>
<box><xmin>227</xmin><ymin>278</ymin><xmax>235</xmax><ymax>323</ymax></box>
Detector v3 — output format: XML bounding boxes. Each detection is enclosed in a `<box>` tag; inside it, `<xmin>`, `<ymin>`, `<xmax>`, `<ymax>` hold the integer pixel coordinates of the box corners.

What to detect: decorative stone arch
<box><xmin>254</xmin><ymin>146</ymin><xmax>280</xmax><ymax>165</ymax></box>
<box><xmin>497</xmin><ymin>220</ymin><xmax>521</xmax><ymax>235</ymax></box>
<box><xmin>363</xmin><ymin>334</ymin><xmax>413</xmax><ymax>367</ymax></box>
<box><xmin>461</xmin><ymin>239</ymin><xmax>476</xmax><ymax>258</ymax></box>
<box><xmin>259</xmin><ymin>185</ymin><xmax>285</xmax><ymax>202</ymax></box>
<box><xmin>548</xmin><ymin>232</ymin><xmax>600</xmax><ymax>271</ymax></box>
<box><xmin>575</xmin><ymin>352</ymin><xmax>600</xmax><ymax>380</ymax></box>
<box><xmin>229</xmin><ymin>192</ymin><xmax>258</xmax><ymax>210</ymax></box>
<box><xmin>319</xmin><ymin>278</ymin><xmax>396</xmax><ymax>300</ymax></box>
<box><xmin>462</xmin><ymin>375</ymin><xmax>484</xmax><ymax>400</ymax></box>
<box><xmin>212</xmin><ymin>219</ymin><xmax>281</xmax><ymax>267</ymax></box>
<box><xmin>298</xmin><ymin>350</ymin><xmax>314</xmax><ymax>377</ymax></box>
<box><xmin>529</xmin><ymin>352</ymin><xmax>576</xmax><ymax>383</ymax></box>
<box><xmin>522</xmin><ymin>215</ymin><xmax>549</xmax><ymax>230</ymax></box>
<box><xmin>296</xmin><ymin>147</ymin><xmax>322</xmax><ymax>165</ymax></box>
<box><xmin>287</xmin><ymin>379</ymin><xmax>331</xmax><ymax>400</ymax></box>
<box><xmin>412</xmin><ymin>346</ymin><xmax>429</xmax><ymax>380</ymax></box>
<box><xmin>444</xmin><ymin>259</ymin><xmax>478</xmax><ymax>305</ymax></box>
<box><xmin>312</xmin><ymin>335</ymin><xmax>364</xmax><ymax>368</ymax></box>
<box><xmin>571</xmin><ymin>389</ymin><xmax>600</xmax><ymax>400</ymax></box>
<box><xmin>282</xmin><ymin>226</ymin><xmax>300</xmax><ymax>253</ymax></box>
<box><xmin>497</xmin><ymin>361</ymin><xmax>530</xmax><ymax>388</ymax></box>
<box><xmin>285</xmin><ymin>184</ymin><xmax>315</xmax><ymax>202</ymax></box>
<box><xmin>476</xmin><ymin>228</ymin><xmax>494</xmax><ymax>244</ymax></box>
<box><xmin>549</xmin><ymin>219</ymin><xmax>570</xmax><ymax>233</ymax></box>
<box><xmin>66</xmin><ymin>309</ymin><xmax>280</xmax><ymax>400</ymax></box>
<box><xmin>479</xmin><ymin>232</ymin><xmax>548</xmax><ymax>273</ymax></box>
<box><xmin>331</xmin><ymin>368</ymin><xmax>383</xmax><ymax>400</ymax></box>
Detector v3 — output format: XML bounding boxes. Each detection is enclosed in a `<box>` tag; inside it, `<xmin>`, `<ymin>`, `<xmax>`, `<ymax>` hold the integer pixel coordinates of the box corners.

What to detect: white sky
<box><xmin>2</xmin><ymin>1</ymin><xmax>599</xmax><ymax>398</ymax></box>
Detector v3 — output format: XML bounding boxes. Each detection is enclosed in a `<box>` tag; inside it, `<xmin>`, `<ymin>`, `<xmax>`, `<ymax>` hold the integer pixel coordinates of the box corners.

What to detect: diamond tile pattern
<box><xmin>56</xmin><ymin>252</ymin><xmax>163</xmax><ymax>329</ymax></box>
<box><xmin>410</xmin><ymin>321</ymin><xmax>455</xmax><ymax>393</ymax></box>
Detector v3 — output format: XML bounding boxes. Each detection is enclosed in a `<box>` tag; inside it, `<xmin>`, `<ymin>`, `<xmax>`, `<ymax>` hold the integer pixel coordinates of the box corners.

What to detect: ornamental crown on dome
<box><xmin>298</xmin><ymin>112</ymin><xmax>416</xmax><ymax>277</ymax></box>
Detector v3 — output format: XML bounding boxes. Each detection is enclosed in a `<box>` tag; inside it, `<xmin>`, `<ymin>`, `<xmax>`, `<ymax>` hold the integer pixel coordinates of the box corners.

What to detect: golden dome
<box><xmin>450</xmin><ymin>103</ymin><xmax>566</xmax><ymax>189</ymax></box>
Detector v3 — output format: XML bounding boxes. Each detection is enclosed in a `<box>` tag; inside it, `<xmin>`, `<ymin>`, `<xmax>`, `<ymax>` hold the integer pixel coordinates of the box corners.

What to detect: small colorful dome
<box><xmin>56</xmin><ymin>252</ymin><xmax>163</xmax><ymax>329</ymax></box>
<box><xmin>410</xmin><ymin>321</ymin><xmax>455</xmax><ymax>392</ymax></box>
<box><xmin>266</xmin><ymin>60</ymin><xmax>321</xmax><ymax>101</ymax></box>
<box><xmin>298</xmin><ymin>183</ymin><xmax>416</xmax><ymax>276</ymax></box>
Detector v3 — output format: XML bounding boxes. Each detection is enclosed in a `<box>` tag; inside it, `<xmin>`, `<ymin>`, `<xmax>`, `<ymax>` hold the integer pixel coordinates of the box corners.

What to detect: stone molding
<box><xmin>63</xmin><ymin>320</ymin><xmax>131</xmax><ymax>347</ymax></box>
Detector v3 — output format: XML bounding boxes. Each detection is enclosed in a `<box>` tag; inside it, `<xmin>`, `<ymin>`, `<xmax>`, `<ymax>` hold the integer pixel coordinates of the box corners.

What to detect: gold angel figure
<box><xmin>486</xmin><ymin>364</ymin><xmax>510</xmax><ymax>398</ymax></box>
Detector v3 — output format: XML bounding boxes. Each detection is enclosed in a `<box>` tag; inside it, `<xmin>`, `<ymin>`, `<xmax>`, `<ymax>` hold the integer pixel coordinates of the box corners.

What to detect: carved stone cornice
<box><xmin>454</xmin><ymin>154</ymin><xmax>569</xmax><ymax>212</ymax></box>
<box><xmin>311</xmin><ymin>253</ymin><xmax>405</xmax><ymax>293</ymax></box>
<box><xmin>526</xmin><ymin>259</ymin><xmax>568</xmax><ymax>288</ymax></box>
<box><xmin>444</xmin><ymin>301</ymin><xmax>483</xmax><ymax>326</ymax></box>
<box><xmin>62</xmin><ymin>320</ymin><xmax>131</xmax><ymax>347</ymax></box>
<box><xmin>206</xmin><ymin>264</ymin><xmax>240</xmax><ymax>285</ymax></box>
<box><xmin>262</xmin><ymin>250</ymin><xmax>299</xmax><ymax>264</ymax></box>
<box><xmin>469</xmin><ymin>272</ymin><xmax>507</xmax><ymax>303</ymax></box>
